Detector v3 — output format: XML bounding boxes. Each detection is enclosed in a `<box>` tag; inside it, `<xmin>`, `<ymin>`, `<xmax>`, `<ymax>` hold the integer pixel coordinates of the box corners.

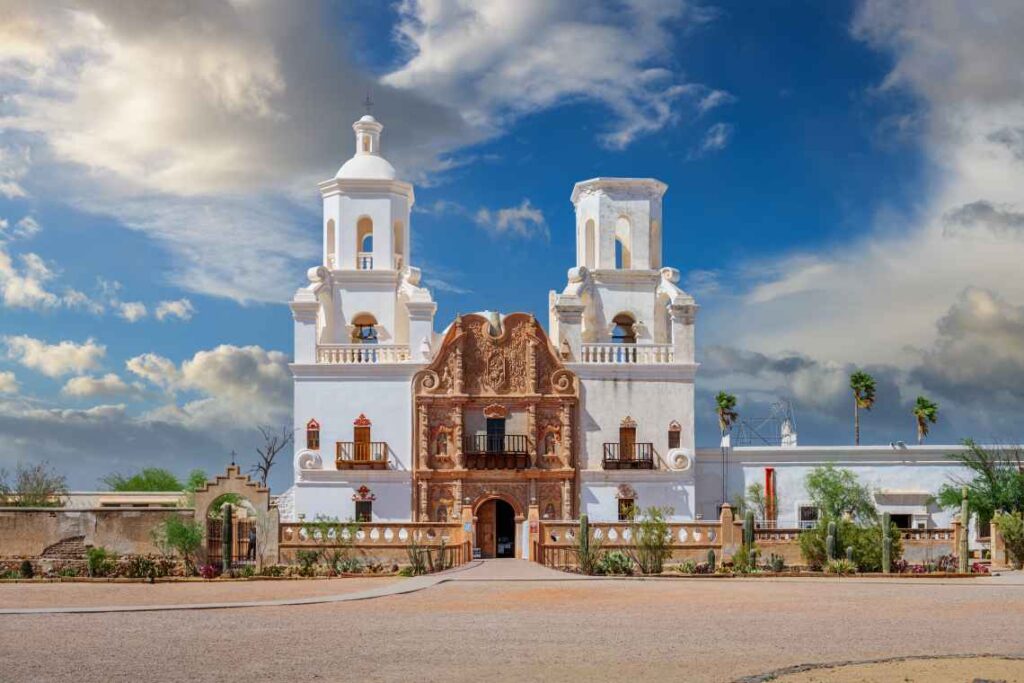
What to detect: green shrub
<box><xmin>259</xmin><ymin>564</ymin><xmax>285</xmax><ymax>577</ymax></box>
<box><xmin>86</xmin><ymin>547</ymin><xmax>116</xmax><ymax>577</ymax></box>
<box><xmin>597</xmin><ymin>550</ymin><xmax>633</xmax><ymax>575</ymax></box>
<box><xmin>398</xmin><ymin>566</ymin><xmax>416</xmax><ymax>577</ymax></box>
<box><xmin>731</xmin><ymin>545</ymin><xmax>756</xmax><ymax>573</ymax></box>
<box><xmin>125</xmin><ymin>556</ymin><xmax>156</xmax><ymax>579</ymax></box>
<box><xmin>155</xmin><ymin>516</ymin><xmax>204</xmax><ymax>575</ymax></box>
<box><xmin>239</xmin><ymin>565</ymin><xmax>256</xmax><ymax>578</ymax></box>
<box><xmin>627</xmin><ymin>506</ymin><xmax>672</xmax><ymax>575</ymax></box>
<box><xmin>799</xmin><ymin>517</ymin><xmax>902</xmax><ymax>572</ymax></box>
<box><xmin>767</xmin><ymin>553</ymin><xmax>786</xmax><ymax>573</ymax></box>
<box><xmin>676</xmin><ymin>559</ymin><xmax>698</xmax><ymax>574</ymax></box>
<box><xmin>296</xmin><ymin>549</ymin><xmax>319</xmax><ymax>576</ymax></box>
<box><xmin>58</xmin><ymin>565</ymin><xmax>80</xmax><ymax>578</ymax></box>
<box><xmin>994</xmin><ymin>512</ymin><xmax>1024</xmax><ymax>569</ymax></box>
<box><xmin>824</xmin><ymin>558</ymin><xmax>857</xmax><ymax>575</ymax></box>
<box><xmin>19</xmin><ymin>559</ymin><xmax>33</xmax><ymax>578</ymax></box>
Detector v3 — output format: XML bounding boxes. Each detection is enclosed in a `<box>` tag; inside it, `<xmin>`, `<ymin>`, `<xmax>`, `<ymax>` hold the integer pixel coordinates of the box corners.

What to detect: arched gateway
<box><xmin>412</xmin><ymin>313</ymin><xmax>579</xmax><ymax>558</ymax></box>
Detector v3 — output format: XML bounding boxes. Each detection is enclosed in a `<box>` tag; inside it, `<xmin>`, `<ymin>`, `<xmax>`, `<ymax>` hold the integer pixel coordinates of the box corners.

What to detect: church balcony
<box><xmin>602</xmin><ymin>442</ymin><xmax>655</xmax><ymax>470</ymax></box>
<box><xmin>336</xmin><ymin>442</ymin><xmax>389</xmax><ymax>470</ymax></box>
<box><xmin>462</xmin><ymin>435</ymin><xmax>530</xmax><ymax>470</ymax></box>
<box><xmin>317</xmin><ymin>344</ymin><xmax>411</xmax><ymax>364</ymax></box>
<box><xmin>580</xmin><ymin>343</ymin><xmax>674</xmax><ymax>364</ymax></box>
<box><xmin>357</xmin><ymin>252</ymin><xmax>373</xmax><ymax>270</ymax></box>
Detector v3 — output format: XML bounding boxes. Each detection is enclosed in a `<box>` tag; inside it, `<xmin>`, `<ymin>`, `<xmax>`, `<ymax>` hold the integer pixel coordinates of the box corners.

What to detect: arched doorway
<box><xmin>476</xmin><ymin>498</ymin><xmax>517</xmax><ymax>558</ymax></box>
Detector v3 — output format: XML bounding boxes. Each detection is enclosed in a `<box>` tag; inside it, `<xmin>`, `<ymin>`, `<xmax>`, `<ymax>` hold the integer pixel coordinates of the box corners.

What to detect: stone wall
<box><xmin>0</xmin><ymin>507</ymin><xmax>194</xmax><ymax>558</ymax></box>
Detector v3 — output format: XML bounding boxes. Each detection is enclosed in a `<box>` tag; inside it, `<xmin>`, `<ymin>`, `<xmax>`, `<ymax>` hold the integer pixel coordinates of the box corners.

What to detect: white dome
<box><xmin>336</xmin><ymin>154</ymin><xmax>396</xmax><ymax>180</ymax></box>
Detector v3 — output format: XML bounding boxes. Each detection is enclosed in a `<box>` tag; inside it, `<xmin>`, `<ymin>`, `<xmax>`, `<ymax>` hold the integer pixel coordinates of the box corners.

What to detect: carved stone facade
<box><xmin>412</xmin><ymin>313</ymin><xmax>579</xmax><ymax>527</ymax></box>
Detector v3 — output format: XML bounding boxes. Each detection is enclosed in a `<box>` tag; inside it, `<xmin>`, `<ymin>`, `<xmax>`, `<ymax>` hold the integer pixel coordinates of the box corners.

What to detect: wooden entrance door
<box><xmin>620</xmin><ymin>425</ymin><xmax>636</xmax><ymax>461</ymax></box>
<box><xmin>476</xmin><ymin>500</ymin><xmax>497</xmax><ymax>558</ymax></box>
<box><xmin>354</xmin><ymin>425</ymin><xmax>371</xmax><ymax>462</ymax></box>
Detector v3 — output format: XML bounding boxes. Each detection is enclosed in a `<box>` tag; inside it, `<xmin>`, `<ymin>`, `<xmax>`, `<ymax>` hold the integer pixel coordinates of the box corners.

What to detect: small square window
<box><xmin>355</xmin><ymin>501</ymin><xmax>372</xmax><ymax>523</ymax></box>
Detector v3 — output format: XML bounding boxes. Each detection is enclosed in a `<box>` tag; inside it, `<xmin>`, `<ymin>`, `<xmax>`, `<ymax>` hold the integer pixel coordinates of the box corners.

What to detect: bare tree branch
<box><xmin>250</xmin><ymin>424</ymin><xmax>294</xmax><ymax>488</ymax></box>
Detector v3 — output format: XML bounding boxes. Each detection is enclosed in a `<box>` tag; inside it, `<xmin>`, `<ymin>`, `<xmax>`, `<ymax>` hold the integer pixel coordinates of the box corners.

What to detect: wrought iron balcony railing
<box><xmin>602</xmin><ymin>442</ymin><xmax>655</xmax><ymax>469</ymax></box>
<box><xmin>462</xmin><ymin>434</ymin><xmax>529</xmax><ymax>470</ymax></box>
<box><xmin>336</xmin><ymin>441</ymin><xmax>389</xmax><ymax>470</ymax></box>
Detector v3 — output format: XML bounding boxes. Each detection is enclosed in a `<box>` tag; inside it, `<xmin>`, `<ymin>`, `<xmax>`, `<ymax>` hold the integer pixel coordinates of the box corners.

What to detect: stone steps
<box><xmin>40</xmin><ymin>535</ymin><xmax>88</xmax><ymax>560</ymax></box>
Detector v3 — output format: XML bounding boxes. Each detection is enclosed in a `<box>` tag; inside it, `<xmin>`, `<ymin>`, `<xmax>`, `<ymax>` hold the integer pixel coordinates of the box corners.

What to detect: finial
<box><xmin>363</xmin><ymin>87</ymin><xmax>374</xmax><ymax>115</ymax></box>
<box><xmin>230</xmin><ymin>450</ymin><xmax>237</xmax><ymax>466</ymax></box>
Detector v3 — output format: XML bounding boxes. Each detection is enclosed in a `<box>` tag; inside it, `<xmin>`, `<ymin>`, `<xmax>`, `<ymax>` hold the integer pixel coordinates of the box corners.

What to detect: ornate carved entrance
<box><xmin>412</xmin><ymin>313</ymin><xmax>579</xmax><ymax>537</ymax></box>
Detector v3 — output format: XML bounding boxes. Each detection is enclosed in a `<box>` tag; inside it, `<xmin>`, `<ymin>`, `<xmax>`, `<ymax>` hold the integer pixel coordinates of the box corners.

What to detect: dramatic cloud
<box><xmin>61</xmin><ymin>373</ymin><xmax>137</xmax><ymax>398</ymax></box>
<box><xmin>127</xmin><ymin>344</ymin><xmax>290</xmax><ymax>429</ymax></box>
<box><xmin>386</xmin><ymin>0</ymin><xmax>724</xmax><ymax>149</ymax></box>
<box><xmin>154</xmin><ymin>298</ymin><xmax>194</xmax><ymax>322</ymax></box>
<box><xmin>697</xmin><ymin>2</ymin><xmax>1024</xmax><ymax>374</ymax></box>
<box><xmin>4</xmin><ymin>335</ymin><xmax>105</xmax><ymax>378</ymax></box>
<box><xmin>0</xmin><ymin>371</ymin><xmax>17</xmax><ymax>394</ymax></box>
<box><xmin>474</xmin><ymin>200</ymin><xmax>548</xmax><ymax>239</ymax></box>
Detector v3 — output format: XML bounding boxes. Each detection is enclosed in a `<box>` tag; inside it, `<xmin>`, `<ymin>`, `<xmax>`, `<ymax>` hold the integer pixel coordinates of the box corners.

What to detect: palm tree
<box><xmin>715</xmin><ymin>392</ymin><xmax>738</xmax><ymax>506</ymax></box>
<box><xmin>913</xmin><ymin>396</ymin><xmax>939</xmax><ymax>445</ymax></box>
<box><xmin>849</xmin><ymin>370</ymin><xmax>876</xmax><ymax>446</ymax></box>
<box><xmin>716</xmin><ymin>391</ymin><xmax>739</xmax><ymax>435</ymax></box>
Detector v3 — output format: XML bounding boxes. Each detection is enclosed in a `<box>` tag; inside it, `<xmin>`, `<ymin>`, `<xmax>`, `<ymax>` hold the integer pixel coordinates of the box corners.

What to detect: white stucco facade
<box><xmin>283</xmin><ymin>115</ymin><xmax>971</xmax><ymax>534</ymax></box>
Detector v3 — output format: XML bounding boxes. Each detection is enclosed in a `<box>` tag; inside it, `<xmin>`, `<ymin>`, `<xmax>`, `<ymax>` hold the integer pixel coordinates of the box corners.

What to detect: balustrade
<box><xmin>579</xmin><ymin>343</ymin><xmax>674</xmax><ymax>364</ymax></box>
<box><xmin>316</xmin><ymin>344</ymin><xmax>411</xmax><ymax>364</ymax></box>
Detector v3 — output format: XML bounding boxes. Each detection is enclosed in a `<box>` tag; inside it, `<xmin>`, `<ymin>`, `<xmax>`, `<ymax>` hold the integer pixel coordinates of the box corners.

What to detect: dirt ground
<box><xmin>0</xmin><ymin>575</ymin><xmax>398</xmax><ymax>608</ymax></box>
<box><xmin>1</xmin><ymin>563</ymin><xmax>1022</xmax><ymax>682</ymax></box>
<box><xmin>765</xmin><ymin>656</ymin><xmax>1024</xmax><ymax>682</ymax></box>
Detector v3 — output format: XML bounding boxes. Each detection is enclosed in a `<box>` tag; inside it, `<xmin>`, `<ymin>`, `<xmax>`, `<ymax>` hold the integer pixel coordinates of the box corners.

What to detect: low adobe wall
<box><xmin>0</xmin><ymin>507</ymin><xmax>194</xmax><ymax>558</ymax></box>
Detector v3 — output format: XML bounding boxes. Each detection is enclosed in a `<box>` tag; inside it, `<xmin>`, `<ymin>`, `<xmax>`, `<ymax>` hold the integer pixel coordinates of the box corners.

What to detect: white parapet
<box><xmin>317</xmin><ymin>344</ymin><xmax>411</xmax><ymax>364</ymax></box>
<box><xmin>579</xmin><ymin>343</ymin><xmax>675</xmax><ymax>364</ymax></box>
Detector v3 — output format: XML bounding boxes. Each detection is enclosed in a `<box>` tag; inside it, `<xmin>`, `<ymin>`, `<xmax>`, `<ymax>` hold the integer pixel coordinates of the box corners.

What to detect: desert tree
<box><xmin>849</xmin><ymin>370</ymin><xmax>876</xmax><ymax>446</ymax></box>
<box><xmin>251</xmin><ymin>424</ymin><xmax>294</xmax><ymax>488</ymax></box>
<box><xmin>913</xmin><ymin>396</ymin><xmax>939</xmax><ymax>445</ymax></box>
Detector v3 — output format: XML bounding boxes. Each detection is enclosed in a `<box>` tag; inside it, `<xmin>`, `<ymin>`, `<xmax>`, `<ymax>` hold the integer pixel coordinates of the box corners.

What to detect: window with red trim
<box><xmin>306</xmin><ymin>419</ymin><xmax>320</xmax><ymax>450</ymax></box>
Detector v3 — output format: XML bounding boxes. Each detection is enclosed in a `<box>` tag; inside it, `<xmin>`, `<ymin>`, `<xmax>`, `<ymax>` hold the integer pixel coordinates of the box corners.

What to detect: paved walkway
<box><xmin>0</xmin><ymin>560</ymin><xmax>574</xmax><ymax>615</ymax></box>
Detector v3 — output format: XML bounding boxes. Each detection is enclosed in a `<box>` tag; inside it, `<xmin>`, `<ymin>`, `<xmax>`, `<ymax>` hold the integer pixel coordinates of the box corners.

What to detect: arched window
<box><xmin>351</xmin><ymin>313</ymin><xmax>378</xmax><ymax>344</ymax></box>
<box><xmin>326</xmin><ymin>219</ymin><xmax>336</xmax><ymax>267</ymax></box>
<box><xmin>362</xmin><ymin>135</ymin><xmax>370</xmax><ymax>153</ymax></box>
<box><xmin>356</xmin><ymin>217</ymin><xmax>373</xmax><ymax>269</ymax></box>
<box><xmin>584</xmin><ymin>219</ymin><xmax>595</xmax><ymax>269</ymax></box>
<box><xmin>611</xmin><ymin>313</ymin><xmax>636</xmax><ymax>344</ymax></box>
<box><xmin>614</xmin><ymin>216</ymin><xmax>632</xmax><ymax>269</ymax></box>
<box><xmin>306</xmin><ymin>419</ymin><xmax>320</xmax><ymax>450</ymax></box>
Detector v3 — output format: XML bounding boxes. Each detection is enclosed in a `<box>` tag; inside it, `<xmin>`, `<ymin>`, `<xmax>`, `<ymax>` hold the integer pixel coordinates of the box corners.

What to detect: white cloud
<box><xmin>61</xmin><ymin>373</ymin><xmax>137</xmax><ymax>398</ymax></box>
<box><xmin>116</xmin><ymin>301</ymin><xmax>148</xmax><ymax>322</ymax></box>
<box><xmin>699</xmin><ymin>2</ymin><xmax>1024</xmax><ymax>373</ymax></box>
<box><xmin>125</xmin><ymin>352</ymin><xmax>180</xmax><ymax>392</ymax></box>
<box><xmin>385</xmin><ymin>0</ymin><xmax>723</xmax><ymax>149</ymax></box>
<box><xmin>154</xmin><ymin>298</ymin><xmax>194</xmax><ymax>322</ymax></box>
<box><xmin>474</xmin><ymin>199</ymin><xmax>548</xmax><ymax>239</ymax></box>
<box><xmin>0</xmin><ymin>371</ymin><xmax>17</xmax><ymax>394</ymax></box>
<box><xmin>0</xmin><ymin>146</ymin><xmax>30</xmax><ymax>199</ymax></box>
<box><xmin>693</xmin><ymin>122</ymin><xmax>733</xmax><ymax>157</ymax></box>
<box><xmin>0</xmin><ymin>215</ymin><xmax>41</xmax><ymax>240</ymax></box>
<box><xmin>0</xmin><ymin>242</ymin><xmax>59</xmax><ymax>310</ymax></box>
<box><xmin>4</xmin><ymin>335</ymin><xmax>105</xmax><ymax>378</ymax></box>
<box><xmin>127</xmin><ymin>345</ymin><xmax>291</xmax><ymax>429</ymax></box>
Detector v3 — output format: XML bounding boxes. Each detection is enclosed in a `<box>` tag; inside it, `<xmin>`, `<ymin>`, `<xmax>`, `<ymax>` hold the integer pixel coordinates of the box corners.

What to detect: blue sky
<box><xmin>2</xmin><ymin>1</ymin><xmax>1023</xmax><ymax>490</ymax></box>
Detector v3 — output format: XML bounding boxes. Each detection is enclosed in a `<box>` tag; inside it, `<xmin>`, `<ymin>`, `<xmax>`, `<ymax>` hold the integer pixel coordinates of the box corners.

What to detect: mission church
<box><xmin>280</xmin><ymin>114</ymin><xmax>973</xmax><ymax>559</ymax></box>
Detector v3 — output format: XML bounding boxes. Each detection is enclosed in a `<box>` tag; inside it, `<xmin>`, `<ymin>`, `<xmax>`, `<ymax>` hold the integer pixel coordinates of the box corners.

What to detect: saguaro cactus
<box><xmin>882</xmin><ymin>511</ymin><xmax>892</xmax><ymax>574</ymax></box>
<box><xmin>743</xmin><ymin>510</ymin><xmax>755</xmax><ymax>550</ymax></box>
<box><xmin>826</xmin><ymin>520</ymin><xmax>837</xmax><ymax>562</ymax></box>
<box><xmin>221</xmin><ymin>502</ymin><xmax>233</xmax><ymax>575</ymax></box>
<box><xmin>845</xmin><ymin>545</ymin><xmax>854</xmax><ymax>563</ymax></box>
<box><xmin>579</xmin><ymin>513</ymin><xmax>590</xmax><ymax>570</ymax></box>
<box><xmin>958</xmin><ymin>487</ymin><xmax>970</xmax><ymax>574</ymax></box>
<box><xmin>707</xmin><ymin>549</ymin><xmax>716</xmax><ymax>571</ymax></box>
